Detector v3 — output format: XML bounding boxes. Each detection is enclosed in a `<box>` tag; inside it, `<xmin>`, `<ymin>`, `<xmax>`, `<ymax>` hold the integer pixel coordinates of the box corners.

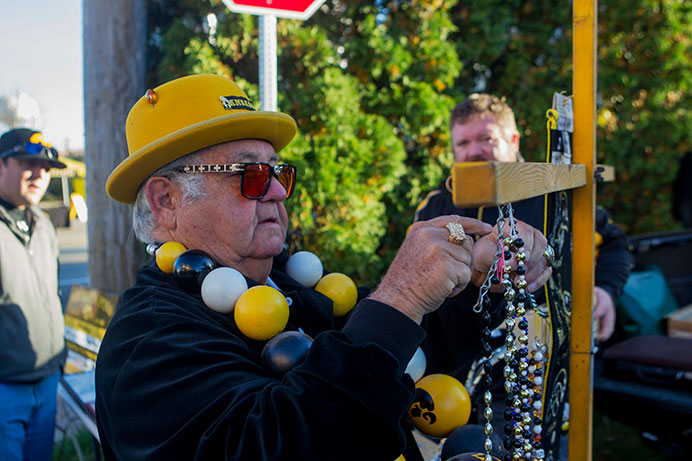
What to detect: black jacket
<box><xmin>96</xmin><ymin>256</ymin><xmax>437</xmax><ymax>460</ymax></box>
<box><xmin>414</xmin><ymin>181</ymin><xmax>632</xmax><ymax>305</ymax></box>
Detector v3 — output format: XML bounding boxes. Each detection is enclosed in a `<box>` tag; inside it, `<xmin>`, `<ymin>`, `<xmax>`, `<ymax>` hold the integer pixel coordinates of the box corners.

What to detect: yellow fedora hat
<box><xmin>106</xmin><ymin>74</ymin><xmax>297</xmax><ymax>204</ymax></box>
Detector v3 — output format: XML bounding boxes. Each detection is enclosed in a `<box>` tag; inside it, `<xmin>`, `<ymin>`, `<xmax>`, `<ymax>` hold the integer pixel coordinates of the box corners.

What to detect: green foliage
<box><xmin>450</xmin><ymin>0</ymin><xmax>692</xmax><ymax>235</ymax></box>
<box><xmin>596</xmin><ymin>0</ymin><xmax>692</xmax><ymax>234</ymax></box>
<box><xmin>146</xmin><ymin>0</ymin><xmax>692</xmax><ymax>283</ymax></box>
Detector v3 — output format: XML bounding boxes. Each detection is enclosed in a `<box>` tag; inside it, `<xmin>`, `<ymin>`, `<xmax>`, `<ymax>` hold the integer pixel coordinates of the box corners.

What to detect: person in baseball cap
<box><xmin>0</xmin><ymin>128</ymin><xmax>67</xmax><ymax>169</ymax></box>
<box><xmin>0</xmin><ymin>127</ymin><xmax>67</xmax><ymax>460</ymax></box>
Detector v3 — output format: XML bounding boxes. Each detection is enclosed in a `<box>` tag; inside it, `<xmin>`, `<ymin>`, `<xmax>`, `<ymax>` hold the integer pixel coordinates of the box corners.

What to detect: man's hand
<box><xmin>593</xmin><ymin>286</ymin><xmax>616</xmax><ymax>342</ymax></box>
<box><xmin>471</xmin><ymin>219</ymin><xmax>552</xmax><ymax>293</ymax></box>
<box><xmin>369</xmin><ymin>216</ymin><xmax>493</xmax><ymax>324</ymax></box>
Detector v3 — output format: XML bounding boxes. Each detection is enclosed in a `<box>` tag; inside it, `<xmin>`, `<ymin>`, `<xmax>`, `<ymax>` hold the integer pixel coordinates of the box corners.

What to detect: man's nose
<box><xmin>262</xmin><ymin>175</ymin><xmax>288</xmax><ymax>201</ymax></box>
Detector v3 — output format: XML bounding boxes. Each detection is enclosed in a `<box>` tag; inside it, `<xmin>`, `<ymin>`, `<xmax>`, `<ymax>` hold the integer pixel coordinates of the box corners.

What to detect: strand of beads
<box><xmin>473</xmin><ymin>209</ymin><xmax>510</xmax><ymax>461</ymax></box>
<box><xmin>495</xmin><ymin>205</ymin><xmax>526</xmax><ymax>461</ymax></box>
<box><xmin>506</xmin><ymin>207</ymin><xmax>537</xmax><ymax>461</ymax></box>
<box><xmin>527</xmin><ymin>292</ymin><xmax>547</xmax><ymax>460</ymax></box>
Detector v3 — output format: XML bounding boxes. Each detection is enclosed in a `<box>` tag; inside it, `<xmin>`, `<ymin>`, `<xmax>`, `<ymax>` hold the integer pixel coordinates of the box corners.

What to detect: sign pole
<box><xmin>258</xmin><ymin>14</ymin><xmax>277</xmax><ymax>111</ymax></box>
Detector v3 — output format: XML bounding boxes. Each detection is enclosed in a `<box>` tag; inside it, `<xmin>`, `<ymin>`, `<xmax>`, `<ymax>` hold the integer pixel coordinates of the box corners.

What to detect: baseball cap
<box><xmin>0</xmin><ymin>128</ymin><xmax>67</xmax><ymax>169</ymax></box>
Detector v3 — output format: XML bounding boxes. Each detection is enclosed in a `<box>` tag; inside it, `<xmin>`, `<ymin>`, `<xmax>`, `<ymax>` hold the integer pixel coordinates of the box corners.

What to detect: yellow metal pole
<box><xmin>570</xmin><ymin>0</ymin><xmax>597</xmax><ymax>459</ymax></box>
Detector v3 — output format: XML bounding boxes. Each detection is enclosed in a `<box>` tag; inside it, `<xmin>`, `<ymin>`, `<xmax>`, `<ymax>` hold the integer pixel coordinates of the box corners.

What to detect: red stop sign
<box><xmin>222</xmin><ymin>0</ymin><xmax>327</xmax><ymax>20</ymax></box>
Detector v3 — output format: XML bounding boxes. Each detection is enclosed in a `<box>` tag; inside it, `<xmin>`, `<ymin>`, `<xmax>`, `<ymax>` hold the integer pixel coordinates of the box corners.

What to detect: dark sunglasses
<box><xmin>178</xmin><ymin>162</ymin><xmax>296</xmax><ymax>200</ymax></box>
<box><xmin>0</xmin><ymin>140</ymin><xmax>58</xmax><ymax>160</ymax></box>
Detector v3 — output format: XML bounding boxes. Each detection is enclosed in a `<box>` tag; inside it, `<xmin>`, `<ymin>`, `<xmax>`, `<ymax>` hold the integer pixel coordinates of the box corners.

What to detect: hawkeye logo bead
<box><xmin>219</xmin><ymin>95</ymin><xmax>255</xmax><ymax>111</ymax></box>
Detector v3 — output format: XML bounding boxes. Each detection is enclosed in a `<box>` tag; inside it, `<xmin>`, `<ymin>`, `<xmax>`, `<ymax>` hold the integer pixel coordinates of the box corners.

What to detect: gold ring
<box><xmin>446</xmin><ymin>222</ymin><xmax>466</xmax><ymax>245</ymax></box>
<box><xmin>544</xmin><ymin>244</ymin><xmax>555</xmax><ymax>267</ymax></box>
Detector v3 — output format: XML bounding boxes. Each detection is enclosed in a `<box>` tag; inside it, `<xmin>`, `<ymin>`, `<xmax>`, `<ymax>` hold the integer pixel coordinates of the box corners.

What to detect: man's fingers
<box><xmin>527</xmin><ymin>267</ymin><xmax>552</xmax><ymax>293</ymax></box>
<box><xmin>427</xmin><ymin>215</ymin><xmax>493</xmax><ymax>237</ymax></box>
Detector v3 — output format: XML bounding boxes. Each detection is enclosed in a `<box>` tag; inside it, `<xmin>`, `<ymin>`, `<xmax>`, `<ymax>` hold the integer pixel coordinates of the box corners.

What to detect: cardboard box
<box><xmin>666</xmin><ymin>303</ymin><xmax>692</xmax><ymax>339</ymax></box>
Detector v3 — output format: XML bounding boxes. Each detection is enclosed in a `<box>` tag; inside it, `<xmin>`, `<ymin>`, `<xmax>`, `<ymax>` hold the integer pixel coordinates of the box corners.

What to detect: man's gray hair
<box><xmin>132</xmin><ymin>151</ymin><xmax>208</xmax><ymax>243</ymax></box>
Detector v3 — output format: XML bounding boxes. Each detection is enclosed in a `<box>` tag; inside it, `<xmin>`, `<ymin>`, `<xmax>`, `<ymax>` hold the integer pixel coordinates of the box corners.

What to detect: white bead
<box><xmin>535</xmin><ymin>352</ymin><xmax>544</xmax><ymax>361</ymax></box>
<box><xmin>201</xmin><ymin>267</ymin><xmax>248</xmax><ymax>313</ymax></box>
<box><xmin>405</xmin><ymin>347</ymin><xmax>426</xmax><ymax>382</ymax></box>
<box><xmin>534</xmin><ymin>425</ymin><xmax>543</xmax><ymax>434</ymax></box>
<box><xmin>535</xmin><ymin>376</ymin><xmax>543</xmax><ymax>385</ymax></box>
<box><xmin>533</xmin><ymin>400</ymin><xmax>543</xmax><ymax>410</ymax></box>
<box><xmin>285</xmin><ymin>251</ymin><xmax>323</xmax><ymax>287</ymax></box>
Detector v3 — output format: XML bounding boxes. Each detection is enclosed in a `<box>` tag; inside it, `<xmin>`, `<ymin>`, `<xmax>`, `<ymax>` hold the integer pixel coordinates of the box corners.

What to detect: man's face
<box><xmin>0</xmin><ymin>157</ymin><xmax>52</xmax><ymax>208</ymax></box>
<box><xmin>172</xmin><ymin>139</ymin><xmax>289</xmax><ymax>272</ymax></box>
<box><xmin>451</xmin><ymin>115</ymin><xmax>519</xmax><ymax>163</ymax></box>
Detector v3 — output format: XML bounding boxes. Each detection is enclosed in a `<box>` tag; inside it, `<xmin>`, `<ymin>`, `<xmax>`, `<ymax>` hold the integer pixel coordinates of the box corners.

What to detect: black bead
<box><xmin>534</xmin><ymin>416</ymin><xmax>542</xmax><ymax>425</ymax></box>
<box><xmin>513</xmin><ymin>439</ymin><xmax>522</xmax><ymax>448</ymax></box>
<box><xmin>521</xmin><ymin>403</ymin><xmax>531</xmax><ymax>412</ymax></box>
<box><xmin>518</xmin><ymin>319</ymin><xmax>529</xmax><ymax>330</ymax></box>
<box><xmin>504</xmin><ymin>423</ymin><xmax>514</xmax><ymax>436</ymax></box>
<box><xmin>510</xmin><ymin>359</ymin><xmax>519</xmax><ymax>369</ymax></box>
<box><xmin>483</xmin><ymin>327</ymin><xmax>491</xmax><ymax>340</ymax></box>
<box><xmin>504</xmin><ymin>250</ymin><xmax>512</xmax><ymax>260</ymax></box>
<box><xmin>482</xmin><ymin>310</ymin><xmax>492</xmax><ymax>324</ymax></box>
<box><xmin>533</xmin><ymin>441</ymin><xmax>542</xmax><ymax>449</ymax></box>
<box><xmin>484</xmin><ymin>375</ymin><xmax>493</xmax><ymax>388</ymax></box>
<box><xmin>516</xmin><ymin>265</ymin><xmax>527</xmax><ymax>275</ymax></box>
<box><xmin>504</xmin><ymin>408</ymin><xmax>514</xmax><ymax>420</ymax></box>
<box><xmin>260</xmin><ymin>331</ymin><xmax>313</xmax><ymax>378</ymax></box>
<box><xmin>517</xmin><ymin>291</ymin><xmax>527</xmax><ymax>302</ymax></box>
<box><xmin>506</xmin><ymin>395</ymin><xmax>515</xmax><ymax>406</ymax></box>
<box><xmin>484</xmin><ymin>361</ymin><xmax>493</xmax><ymax>374</ymax></box>
<box><xmin>514</xmin><ymin>238</ymin><xmax>524</xmax><ymax>248</ymax></box>
<box><xmin>491</xmin><ymin>275</ymin><xmax>501</xmax><ymax>285</ymax></box>
<box><xmin>504</xmin><ymin>438</ymin><xmax>513</xmax><ymax>451</ymax></box>
<box><xmin>173</xmin><ymin>249</ymin><xmax>216</xmax><ymax>292</ymax></box>
<box><xmin>483</xmin><ymin>343</ymin><xmax>493</xmax><ymax>358</ymax></box>
<box><xmin>523</xmin><ymin>429</ymin><xmax>532</xmax><ymax>439</ymax></box>
<box><xmin>518</xmin><ymin>347</ymin><xmax>529</xmax><ymax>358</ymax></box>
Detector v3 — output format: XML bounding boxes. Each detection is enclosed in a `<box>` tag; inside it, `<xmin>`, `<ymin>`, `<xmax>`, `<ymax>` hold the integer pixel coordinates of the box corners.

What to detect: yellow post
<box><xmin>570</xmin><ymin>0</ymin><xmax>597</xmax><ymax>459</ymax></box>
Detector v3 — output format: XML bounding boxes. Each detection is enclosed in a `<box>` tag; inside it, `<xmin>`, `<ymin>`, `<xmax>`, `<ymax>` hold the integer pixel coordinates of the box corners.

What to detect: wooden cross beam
<box><xmin>450</xmin><ymin>161</ymin><xmax>587</xmax><ymax>208</ymax></box>
<box><xmin>449</xmin><ymin>161</ymin><xmax>614</xmax><ymax>208</ymax></box>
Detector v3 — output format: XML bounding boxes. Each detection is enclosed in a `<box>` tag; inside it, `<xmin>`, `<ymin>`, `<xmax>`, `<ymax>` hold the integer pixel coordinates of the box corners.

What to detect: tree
<box><xmin>84</xmin><ymin>0</ymin><xmax>147</xmax><ymax>295</ymax></box>
<box><xmin>595</xmin><ymin>0</ymin><xmax>692</xmax><ymax>233</ymax></box>
<box><xmin>449</xmin><ymin>0</ymin><xmax>692</xmax><ymax>235</ymax></box>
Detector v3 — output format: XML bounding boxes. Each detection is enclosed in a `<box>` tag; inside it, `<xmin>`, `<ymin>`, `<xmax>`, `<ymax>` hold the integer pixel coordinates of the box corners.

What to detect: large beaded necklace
<box><xmin>474</xmin><ymin>205</ymin><xmax>548</xmax><ymax>461</ymax></box>
<box><xmin>147</xmin><ymin>242</ymin><xmax>358</xmax><ymax>376</ymax></box>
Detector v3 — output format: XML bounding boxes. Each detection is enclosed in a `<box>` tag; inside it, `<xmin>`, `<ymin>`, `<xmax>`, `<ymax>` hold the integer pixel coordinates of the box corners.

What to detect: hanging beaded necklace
<box><xmin>474</xmin><ymin>204</ymin><xmax>547</xmax><ymax>461</ymax></box>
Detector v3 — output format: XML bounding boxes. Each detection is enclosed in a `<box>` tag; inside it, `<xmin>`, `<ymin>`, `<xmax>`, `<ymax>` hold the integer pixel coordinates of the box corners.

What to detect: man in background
<box><xmin>416</xmin><ymin>93</ymin><xmax>631</xmax><ymax>345</ymax></box>
<box><xmin>0</xmin><ymin>128</ymin><xmax>67</xmax><ymax>460</ymax></box>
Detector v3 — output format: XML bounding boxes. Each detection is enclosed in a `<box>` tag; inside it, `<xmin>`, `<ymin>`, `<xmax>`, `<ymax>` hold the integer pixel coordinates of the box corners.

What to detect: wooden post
<box><xmin>570</xmin><ymin>0</ymin><xmax>597</xmax><ymax>459</ymax></box>
<box><xmin>83</xmin><ymin>0</ymin><xmax>147</xmax><ymax>296</ymax></box>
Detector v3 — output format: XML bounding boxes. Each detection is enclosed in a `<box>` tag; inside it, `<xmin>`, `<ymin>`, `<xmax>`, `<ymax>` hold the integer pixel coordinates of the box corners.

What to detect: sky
<box><xmin>0</xmin><ymin>1</ymin><xmax>84</xmax><ymax>152</ymax></box>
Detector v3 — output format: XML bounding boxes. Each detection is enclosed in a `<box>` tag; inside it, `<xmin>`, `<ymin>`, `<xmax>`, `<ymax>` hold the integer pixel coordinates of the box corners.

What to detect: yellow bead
<box><xmin>234</xmin><ymin>286</ymin><xmax>289</xmax><ymax>341</ymax></box>
<box><xmin>314</xmin><ymin>273</ymin><xmax>358</xmax><ymax>316</ymax></box>
<box><xmin>408</xmin><ymin>374</ymin><xmax>471</xmax><ymax>438</ymax></box>
<box><xmin>156</xmin><ymin>242</ymin><xmax>187</xmax><ymax>273</ymax></box>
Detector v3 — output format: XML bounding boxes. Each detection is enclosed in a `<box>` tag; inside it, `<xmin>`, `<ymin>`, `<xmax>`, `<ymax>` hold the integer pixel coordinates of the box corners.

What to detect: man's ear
<box><xmin>145</xmin><ymin>176</ymin><xmax>181</xmax><ymax>232</ymax></box>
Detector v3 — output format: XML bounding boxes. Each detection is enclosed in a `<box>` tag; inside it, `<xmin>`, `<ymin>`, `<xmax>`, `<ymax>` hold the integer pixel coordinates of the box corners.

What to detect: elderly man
<box><xmin>95</xmin><ymin>75</ymin><xmax>551</xmax><ymax>460</ymax></box>
<box><xmin>415</xmin><ymin>93</ymin><xmax>631</xmax><ymax>344</ymax></box>
<box><xmin>0</xmin><ymin>128</ymin><xmax>67</xmax><ymax>460</ymax></box>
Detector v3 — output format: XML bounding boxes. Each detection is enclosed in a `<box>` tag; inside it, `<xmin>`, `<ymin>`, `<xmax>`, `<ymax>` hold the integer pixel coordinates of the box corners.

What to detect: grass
<box><xmin>53</xmin><ymin>427</ymin><xmax>102</xmax><ymax>461</ymax></box>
